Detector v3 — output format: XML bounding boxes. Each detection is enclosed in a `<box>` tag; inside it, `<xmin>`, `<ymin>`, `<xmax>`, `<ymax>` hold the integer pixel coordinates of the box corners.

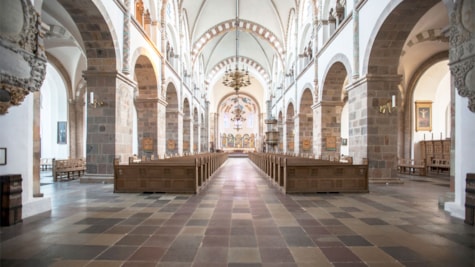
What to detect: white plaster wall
<box><xmin>102</xmin><ymin>0</ymin><xmax>125</xmax><ymax>67</ymax></box>
<box><xmin>0</xmin><ymin>95</ymin><xmax>51</xmax><ymax>219</ymax></box>
<box><xmin>40</xmin><ymin>64</ymin><xmax>69</xmax><ymax>159</ymax></box>
<box><xmin>445</xmin><ymin>94</ymin><xmax>475</xmax><ymax>219</ymax></box>
<box><xmin>411</xmin><ymin>61</ymin><xmax>450</xmax><ymax>158</ymax></box>
<box><xmin>317</xmin><ymin>24</ymin><xmax>354</xmax><ymax>89</ymax></box>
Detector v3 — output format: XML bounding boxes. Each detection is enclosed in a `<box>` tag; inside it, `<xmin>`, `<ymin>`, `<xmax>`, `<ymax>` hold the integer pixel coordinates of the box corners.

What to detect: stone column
<box><xmin>177</xmin><ymin>112</ymin><xmax>184</xmax><ymax>154</ymax></box>
<box><xmin>312</xmin><ymin>102</ymin><xmax>323</xmax><ymax>157</ymax></box>
<box><xmin>183</xmin><ymin>116</ymin><xmax>191</xmax><ymax>154</ymax></box>
<box><xmin>209</xmin><ymin>112</ymin><xmax>217</xmax><ymax>149</ymax></box>
<box><xmin>84</xmin><ymin>71</ymin><xmax>136</xmax><ymax>175</ymax></box>
<box><xmin>347</xmin><ymin>75</ymin><xmax>400</xmax><ymax>181</ymax></box>
<box><xmin>157</xmin><ymin>97</ymin><xmax>167</xmax><ymax>157</ymax></box>
<box><xmin>293</xmin><ymin>115</ymin><xmax>300</xmax><ymax>155</ymax></box>
<box><xmin>33</xmin><ymin>92</ymin><xmax>42</xmax><ymax>197</ymax></box>
<box><xmin>352</xmin><ymin>0</ymin><xmax>360</xmax><ymax>80</ymax></box>
<box><xmin>445</xmin><ymin>0</ymin><xmax>475</xmax><ymax>219</ymax></box>
<box><xmin>135</xmin><ymin>98</ymin><xmax>159</xmax><ymax>157</ymax></box>
<box><xmin>122</xmin><ymin>0</ymin><xmax>131</xmax><ymax>74</ymax></box>
<box><xmin>313</xmin><ymin>101</ymin><xmax>342</xmax><ymax>158</ymax></box>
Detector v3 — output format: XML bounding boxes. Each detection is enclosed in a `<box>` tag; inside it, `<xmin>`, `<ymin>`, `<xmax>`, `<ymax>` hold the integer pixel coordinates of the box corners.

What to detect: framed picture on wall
<box><xmin>415</xmin><ymin>101</ymin><xmax>432</xmax><ymax>132</ymax></box>
<box><xmin>57</xmin><ymin>121</ymin><xmax>67</xmax><ymax>144</ymax></box>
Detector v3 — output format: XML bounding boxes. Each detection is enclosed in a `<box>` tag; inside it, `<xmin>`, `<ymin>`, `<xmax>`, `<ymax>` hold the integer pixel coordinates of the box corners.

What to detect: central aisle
<box><xmin>160</xmin><ymin>157</ymin><xmax>348</xmax><ymax>265</ymax></box>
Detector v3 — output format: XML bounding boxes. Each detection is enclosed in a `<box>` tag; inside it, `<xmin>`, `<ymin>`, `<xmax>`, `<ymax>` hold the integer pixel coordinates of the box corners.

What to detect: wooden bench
<box><xmin>114</xmin><ymin>153</ymin><xmax>228</xmax><ymax>193</ymax></box>
<box><xmin>249</xmin><ymin>152</ymin><xmax>368</xmax><ymax>194</ymax></box>
<box><xmin>427</xmin><ymin>158</ymin><xmax>450</xmax><ymax>174</ymax></box>
<box><xmin>40</xmin><ymin>158</ymin><xmax>53</xmax><ymax>170</ymax></box>
<box><xmin>52</xmin><ymin>158</ymin><xmax>86</xmax><ymax>181</ymax></box>
<box><xmin>397</xmin><ymin>159</ymin><xmax>426</xmax><ymax>176</ymax></box>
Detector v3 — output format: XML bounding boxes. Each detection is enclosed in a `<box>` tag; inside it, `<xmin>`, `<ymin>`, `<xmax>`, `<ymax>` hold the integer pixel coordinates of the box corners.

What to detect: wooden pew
<box><xmin>427</xmin><ymin>158</ymin><xmax>450</xmax><ymax>174</ymax></box>
<box><xmin>114</xmin><ymin>153</ymin><xmax>227</xmax><ymax>193</ymax></box>
<box><xmin>52</xmin><ymin>158</ymin><xmax>86</xmax><ymax>181</ymax></box>
<box><xmin>249</xmin><ymin>152</ymin><xmax>368</xmax><ymax>194</ymax></box>
<box><xmin>397</xmin><ymin>158</ymin><xmax>426</xmax><ymax>176</ymax></box>
<box><xmin>40</xmin><ymin>158</ymin><xmax>53</xmax><ymax>170</ymax></box>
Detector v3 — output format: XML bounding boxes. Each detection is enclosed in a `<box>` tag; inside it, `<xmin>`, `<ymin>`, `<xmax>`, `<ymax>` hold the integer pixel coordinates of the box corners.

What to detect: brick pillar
<box><xmin>135</xmin><ymin>98</ymin><xmax>158</xmax><ymax>157</ymax></box>
<box><xmin>348</xmin><ymin>75</ymin><xmax>400</xmax><ymax>182</ymax></box>
<box><xmin>157</xmin><ymin>98</ymin><xmax>167</xmax><ymax>157</ymax></box>
<box><xmin>84</xmin><ymin>71</ymin><xmax>135</xmax><ymax>175</ymax></box>
<box><xmin>177</xmin><ymin>112</ymin><xmax>184</xmax><ymax>154</ymax></box>
<box><xmin>286</xmin><ymin>117</ymin><xmax>295</xmax><ymax>153</ymax></box>
<box><xmin>294</xmin><ymin>115</ymin><xmax>300</xmax><ymax>154</ymax></box>
<box><xmin>183</xmin><ymin>116</ymin><xmax>191</xmax><ymax>154</ymax></box>
<box><xmin>312</xmin><ymin>103</ymin><xmax>322</xmax><ymax>156</ymax></box>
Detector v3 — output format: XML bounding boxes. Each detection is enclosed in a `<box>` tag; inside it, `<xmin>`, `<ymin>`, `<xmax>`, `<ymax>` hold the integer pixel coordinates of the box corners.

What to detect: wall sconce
<box><xmin>378</xmin><ymin>95</ymin><xmax>396</xmax><ymax>114</ymax></box>
<box><xmin>89</xmin><ymin>92</ymin><xmax>106</xmax><ymax>108</ymax></box>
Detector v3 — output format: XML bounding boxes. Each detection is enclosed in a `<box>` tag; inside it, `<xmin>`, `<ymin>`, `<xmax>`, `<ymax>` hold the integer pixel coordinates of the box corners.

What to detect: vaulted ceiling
<box><xmin>180</xmin><ymin>0</ymin><xmax>296</xmax><ymax>86</ymax></box>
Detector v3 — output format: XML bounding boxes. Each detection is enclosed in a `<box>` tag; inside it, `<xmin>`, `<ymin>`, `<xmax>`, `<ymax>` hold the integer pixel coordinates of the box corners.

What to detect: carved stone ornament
<box><xmin>449</xmin><ymin>0</ymin><xmax>475</xmax><ymax>112</ymax></box>
<box><xmin>0</xmin><ymin>0</ymin><xmax>47</xmax><ymax>115</ymax></box>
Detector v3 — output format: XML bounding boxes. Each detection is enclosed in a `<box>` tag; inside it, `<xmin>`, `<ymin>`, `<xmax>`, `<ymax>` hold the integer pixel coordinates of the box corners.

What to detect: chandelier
<box><xmin>222</xmin><ymin>0</ymin><xmax>251</xmax><ymax>93</ymax></box>
<box><xmin>230</xmin><ymin>95</ymin><xmax>246</xmax><ymax>131</ymax></box>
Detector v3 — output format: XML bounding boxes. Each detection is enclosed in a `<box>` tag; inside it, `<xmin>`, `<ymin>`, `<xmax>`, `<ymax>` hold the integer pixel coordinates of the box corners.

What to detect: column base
<box><xmin>369</xmin><ymin>178</ymin><xmax>404</xmax><ymax>184</ymax></box>
<box><xmin>80</xmin><ymin>174</ymin><xmax>114</xmax><ymax>184</ymax></box>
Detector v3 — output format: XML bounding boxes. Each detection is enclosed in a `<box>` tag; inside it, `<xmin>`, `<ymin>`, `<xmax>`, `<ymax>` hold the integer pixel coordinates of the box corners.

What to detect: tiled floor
<box><xmin>1</xmin><ymin>158</ymin><xmax>474</xmax><ymax>267</ymax></box>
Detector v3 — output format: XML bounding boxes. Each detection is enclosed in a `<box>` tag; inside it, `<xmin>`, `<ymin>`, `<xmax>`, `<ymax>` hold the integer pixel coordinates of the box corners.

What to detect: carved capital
<box><xmin>0</xmin><ymin>0</ymin><xmax>47</xmax><ymax>114</ymax></box>
<box><xmin>449</xmin><ymin>0</ymin><xmax>475</xmax><ymax>112</ymax></box>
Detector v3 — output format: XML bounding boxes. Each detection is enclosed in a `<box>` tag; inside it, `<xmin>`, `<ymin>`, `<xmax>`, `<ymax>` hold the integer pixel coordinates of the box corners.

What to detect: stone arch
<box><xmin>191</xmin><ymin>19</ymin><xmax>285</xmax><ymax>63</ymax></box>
<box><xmin>403</xmin><ymin>52</ymin><xmax>449</xmax><ymax>160</ymax></box>
<box><xmin>166</xmin><ymin>82</ymin><xmax>179</xmax><ymax>155</ymax></box>
<box><xmin>363</xmin><ymin>0</ymin><xmax>439</xmax><ymax>75</ymax></box>
<box><xmin>39</xmin><ymin>62</ymin><xmax>70</xmax><ymax>161</ymax></box>
<box><xmin>317</xmin><ymin>61</ymin><xmax>349</xmax><ymax>158</ymax></box>
<box><xmin>320</xmin><ymin>53</ymin><xmax>352</xmax><ymax>99</ymax></box>
<box><xmin>207</xmin><ymin>56</ymin><xmax>271</xmax><ymax>84</ymax></box>
<box><xmin>57</xmin><ymin>0</ymin><xmax>124</xmax><ymax>175</ymax></box>
<box><xmin>217</xmin><ymin>92</ymin><xmax>261</xmax><ymax>150</ymax></box>
<box><xmin>133</xmin><ymin>54</ymin><xmax>159</xmax><ymax>157</ymax></box>
<box><xmin>357</xmin><ymin>0</ymin><xmax>439</xmax><ymax>179</ymax></box>
<box><xmin>58</xmin><ymin>0</ymin><xmax>120</xmax><ymax>72</ymax></box>
<box><xmin>131</xmin><ymin>47</ymin><xmax>160</xmax><ymax>91</ymax></box>
<box><xmin>298</xmin><ymin>88</ymin><xmax>314</xmax><ymax>154</ymax></box>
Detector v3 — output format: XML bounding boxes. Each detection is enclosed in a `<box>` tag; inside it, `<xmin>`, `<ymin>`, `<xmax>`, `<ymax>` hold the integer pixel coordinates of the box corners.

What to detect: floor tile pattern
<box><xmin>1</xmin><ymin>158</ymin><xmax>474</xmax><ymax>267</ymax></box>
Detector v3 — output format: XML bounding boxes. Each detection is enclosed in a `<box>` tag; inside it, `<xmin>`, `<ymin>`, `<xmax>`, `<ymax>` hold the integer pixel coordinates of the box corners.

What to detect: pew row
<box><xmin>52</xmin><ymin>158</ymin><xmax>86</xmax><ymax>181</ymax></box>
<box><xmin>114</xmin><ymin>153</ymin><xmax>228</xmax><ymax>193</ymax></box>
<box><xmin>249</xmin><ymin>152</ymin><xmax>368</xmax><ymax>194</ymax></box>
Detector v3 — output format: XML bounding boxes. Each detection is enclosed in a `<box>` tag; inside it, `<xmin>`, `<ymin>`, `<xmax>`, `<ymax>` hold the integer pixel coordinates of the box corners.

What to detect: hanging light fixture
<box><xmin>222</xmin><ymin>0</ymin><xmax>251</xmax><ymax>93</ymax></box>
<box><xmin>230</xmin><ymin>94</ymin><xmax>246</xmax><ymax>131</ymax></box>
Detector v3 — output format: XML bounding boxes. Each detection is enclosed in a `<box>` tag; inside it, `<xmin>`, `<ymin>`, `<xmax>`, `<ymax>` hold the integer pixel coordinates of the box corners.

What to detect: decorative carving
<box><xmin>449</xmin><ymin>0</ymin><xmax>475</xmax><ymax>112</ymax></box>
<box><xmin>0</xmin><ymin>0</ymin><xmax>47</xmax><ymax>115</ymax></box>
